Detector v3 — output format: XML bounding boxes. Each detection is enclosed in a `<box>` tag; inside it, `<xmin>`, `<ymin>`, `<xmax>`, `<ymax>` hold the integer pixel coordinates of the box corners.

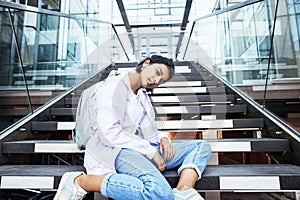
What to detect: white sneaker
<box><xmin>53</xmin><ymin>172</ymin><xmax>87</xmax><ymax>200</ymax></box>
<box><xmin>173</xmin><ymin>188</ymin><xmax>204</xmax><ymax>200</ymax></box>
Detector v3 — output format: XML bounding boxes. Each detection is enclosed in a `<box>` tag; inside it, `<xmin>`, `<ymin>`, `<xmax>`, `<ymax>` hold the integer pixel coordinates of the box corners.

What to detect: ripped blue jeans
<box><xmin>101</xmin><ymin>140</ymin><xmax>212</xmax><ymax>200</ymax></box>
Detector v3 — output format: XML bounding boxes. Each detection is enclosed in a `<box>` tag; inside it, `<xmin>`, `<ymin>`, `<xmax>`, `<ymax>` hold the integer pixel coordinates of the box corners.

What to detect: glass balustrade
<box><xmin>2</xmin><ymin>0</ymin><xmax>300</xmax><ymax>135</ymax></box>
<box><xmin>0</xmin><ymin>2</ymin><xmax>126</xmax><ymax>133</ymax></box>
<box><xmin>183</xmin><ymin>0</ymin><xmax>300</xmax><ymax>133</ymax></box>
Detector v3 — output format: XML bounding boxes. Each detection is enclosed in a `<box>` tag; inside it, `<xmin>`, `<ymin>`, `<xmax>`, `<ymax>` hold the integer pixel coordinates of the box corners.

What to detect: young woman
<box><xmin>54</xmin><ymin>55</ymin><xmax>212</xmax><ymax>200</ymax></box>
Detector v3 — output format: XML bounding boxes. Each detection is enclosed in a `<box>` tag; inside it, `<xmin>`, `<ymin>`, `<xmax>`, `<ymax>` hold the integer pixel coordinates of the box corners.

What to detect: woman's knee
<box><xmin>193</xmin><ymin>140</ymin><xmax>211</xmax><ymax>155</ymax></box>
<box><xmin>200</xmin><ymin>140</ymin><xmax>212</xmax><ymax>152</ymax></box>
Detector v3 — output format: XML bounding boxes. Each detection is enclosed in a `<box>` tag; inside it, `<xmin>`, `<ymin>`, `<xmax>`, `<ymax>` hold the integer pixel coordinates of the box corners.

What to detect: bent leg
<box><xmin>165</xmin><ymin>140</ymin><xmax>212</xmax><ymax>179</ymax></box>
<box><xmin>75</xmin><ymin>174</ymin><xmax>104</xmax><ymax>192</ymax></box>
<box><xmin>102</xmin><ymin>149</ymin><xmax>174</xmax><ymax>200</ymax></box>
<box><xmin>164</xmin><ymin>140</ymin><xmax>211</xmax><ymax>199</ymax></box>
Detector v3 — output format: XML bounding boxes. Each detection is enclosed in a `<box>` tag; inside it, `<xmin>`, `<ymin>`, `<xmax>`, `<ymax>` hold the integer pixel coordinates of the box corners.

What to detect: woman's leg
<box><xmin>53</xmin><ymin>172</ymin><xmax>100</xmax><ymax>200</ymax></box>
<box><xmin>58</xmin><ymin>141</ymin><xmax>211</xmax><ymax>199</ymax></box>
<box><xmin>102</xmin><ymin>148</ymin><xmax>174</xmax><ymax>200</ymax></box>
<box><xmin>75</xmin><ymin>174</ymin><xmax>104</xmax><ymax>192</ymax></box>
<box><xmin>164</xmin><ymin>140</ymin><xmax>212</xmax><ymax>189</ymax></box>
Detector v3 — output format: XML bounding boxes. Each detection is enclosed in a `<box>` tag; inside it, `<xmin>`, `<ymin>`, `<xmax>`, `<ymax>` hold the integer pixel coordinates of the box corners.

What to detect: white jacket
<box><xmin>84</xmin><ymin>72</ymin><xmax>168</xmax><ymax>175</ymax></box>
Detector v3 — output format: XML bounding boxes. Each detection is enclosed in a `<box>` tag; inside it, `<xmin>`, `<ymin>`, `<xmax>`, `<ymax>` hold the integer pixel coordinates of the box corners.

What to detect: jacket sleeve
<box><xmin>93</xmin><ymin>76</ymin><xmax>157</xmax><ymax>159</ymax></box>
<box><xmin>137</xmin><ymin>89</ymin><xmax>171</xmax><ymax>143</ymax></box>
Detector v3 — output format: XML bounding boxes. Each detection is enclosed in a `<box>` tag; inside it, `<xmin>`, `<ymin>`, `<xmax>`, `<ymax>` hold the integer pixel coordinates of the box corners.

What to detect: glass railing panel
<box><xmin>183</xmin><ymin>0</ymin><xmax>271</xmax><ymax>100</ymax></box>
<box><xmin>183</xmin><ymin>16</ymin><xmax>218</xmax><ymax>70</ymax></box>
<box><xmin>263</xmin><ymin>0</ymin><xmax>300</xmax><ymax>132</ymax></box>
<box><xmin>0</xmin><ymin>2</ymin><xmax>128</xmax><ymax>134</ymax></box>
<box><xmin>267</xmin><ymin>0</ymin><xmax>300</xmax><ymax>80</ymax></box>
<box><xmin>111</xmin><ymin>29</ymin><xmax>132</xmax><ymax>62</ymax></box>
<box><xmin>84</xmin><ymin>20</ymin><xmax>112</xmax><ymax>68</ymax></box>
<box><xmin>183</xmin><ymin>0</ymin><xmax>300</xmax><ymax>133</ymax></box>
<box><xmin>12</xmin><ymin>9</ymin><xmax>116</xmax><ymax>91</ymax></box>
<box><xmin>0</xmin><ymin>7</ymin><xmax>31</xmax><ymax>132</ymax></box>
<box><xmin>12</xmin><ymin>11</ymin><xmax>84</xmax><ymax>91</ymax></box>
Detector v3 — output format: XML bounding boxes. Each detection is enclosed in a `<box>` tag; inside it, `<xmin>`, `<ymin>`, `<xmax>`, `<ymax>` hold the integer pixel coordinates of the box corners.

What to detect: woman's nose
<box><xmin>154</xmin><ymin>77</ymin><xmax>161</xmax><ymax>84</ymax></box>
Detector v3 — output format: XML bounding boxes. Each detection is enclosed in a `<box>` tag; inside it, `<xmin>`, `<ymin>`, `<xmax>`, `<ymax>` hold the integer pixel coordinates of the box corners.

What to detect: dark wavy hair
<box><xmin>136</xmin><ymin>55</ymin><xmax>175</xmax><ymax>81</ymax></box>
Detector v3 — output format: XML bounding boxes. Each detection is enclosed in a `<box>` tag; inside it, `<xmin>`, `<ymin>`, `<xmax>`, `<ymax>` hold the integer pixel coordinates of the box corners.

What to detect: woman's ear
<box><xmin>141</xmin><ymin>59</ymin><xmax>151</xmax><ymax>71</ymax></box>
<box><xmin>143</xmin><ymin>59</ymin><xmax>151</xmax><ymax>65</ymax></box>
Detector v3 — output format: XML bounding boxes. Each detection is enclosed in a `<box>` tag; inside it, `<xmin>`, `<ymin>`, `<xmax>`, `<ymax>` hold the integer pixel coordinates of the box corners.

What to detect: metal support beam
<box><xmin>175</xmin><ymin>32</ymin><xmax>184</xmax><ymax>60</ymax></box>
<box><xmin>115</xmin><ymin>0</ymin><xmax>132</xmax><ymax>32</ymax></box>
<box><xmin>115</xmin><ymin>0</ymin><xmax>135</xmax><ymax>53</ymax></box>
<box><xmin>181</xmin><ymin>0</ymin><xmax>193</xmax><ymax>31</ymax></box>
<box><xmin>128</xmin><ymin>33</ymin><xmax>135</xmax><ymax>54</ymax></box>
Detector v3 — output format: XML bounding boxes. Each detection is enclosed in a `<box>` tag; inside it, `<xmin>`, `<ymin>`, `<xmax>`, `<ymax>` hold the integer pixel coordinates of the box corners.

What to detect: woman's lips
<box><xmin>144</xmin><ymin>79</ymin><xmax>154</xmax><ymax>88</ymax></box>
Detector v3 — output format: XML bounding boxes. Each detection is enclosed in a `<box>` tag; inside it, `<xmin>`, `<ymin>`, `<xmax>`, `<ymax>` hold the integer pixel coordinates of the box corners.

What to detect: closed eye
<box><xmin>156</xmin><ymin>70</ymin><xmax>161</xmax><ymax>76</ymax></box>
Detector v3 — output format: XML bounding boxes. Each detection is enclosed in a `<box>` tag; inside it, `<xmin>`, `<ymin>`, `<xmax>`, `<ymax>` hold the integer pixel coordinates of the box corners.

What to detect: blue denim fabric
<box><xmin>101</xmin><ymin>140</ymin><xmax>212</xmax><ymax>200</ymax></box>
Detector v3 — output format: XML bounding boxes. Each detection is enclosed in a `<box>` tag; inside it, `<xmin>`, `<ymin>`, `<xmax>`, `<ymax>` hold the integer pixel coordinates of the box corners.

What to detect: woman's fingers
<box><xmin>161</xmin><ymin>142</ymin><xmax>175</xmax><ymax>161</ymax></box>
<box><xmin>152</xmin><ymin>152</ymin><xmax>166</xmax><ymax>171</ymax></box>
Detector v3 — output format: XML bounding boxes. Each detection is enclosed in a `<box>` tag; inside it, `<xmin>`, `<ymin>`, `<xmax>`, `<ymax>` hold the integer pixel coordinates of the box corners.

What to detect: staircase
<box><xmin>0</xmin><ymin>61</ymin><xmax>300</xmax><ymax>200</ymax></box>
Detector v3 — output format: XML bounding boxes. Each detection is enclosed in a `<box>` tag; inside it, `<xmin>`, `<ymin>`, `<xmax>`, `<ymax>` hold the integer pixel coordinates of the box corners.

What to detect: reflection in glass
<box><xmin>183</xmin><ymin>0</ymin><xmax>300</xmax><ymax>132</ymax></box>
<box><xmin>0</xmin><ymin>7</ymin><xmax>31</xmax><ymax>131</ymax></box>
<box><xmin>0</xmin><ymin>4</ymin><xmax>125</xmax><ymax>134</ymax></box>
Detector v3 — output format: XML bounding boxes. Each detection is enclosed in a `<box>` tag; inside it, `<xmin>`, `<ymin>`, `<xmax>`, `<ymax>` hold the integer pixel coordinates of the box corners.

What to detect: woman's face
<box><xmin>141</xmin><ymin>62</ymin><xmax>170</xmax><ymax>88</ymax></box>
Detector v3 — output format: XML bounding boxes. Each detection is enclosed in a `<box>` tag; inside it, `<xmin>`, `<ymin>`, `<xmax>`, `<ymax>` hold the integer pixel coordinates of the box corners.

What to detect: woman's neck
<box><xmin>128</xmin><ymin>71</ymin><xmax>142</xmax><ymax>94</ymax></box>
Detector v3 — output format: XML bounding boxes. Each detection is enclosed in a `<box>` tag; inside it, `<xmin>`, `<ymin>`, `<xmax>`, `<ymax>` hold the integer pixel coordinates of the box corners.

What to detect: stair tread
<box><xmin>51</xmin><ymin>108</ymin><xmax>76</xmax><ymax>116</ymax></box>
<box><xmin>170</xmin><ymin>75</ymin><xmax>213</xmax><ymax>81</ymax></box>
<box><xmin>50</xmin><ymin>105</ymin><xmax>246</xmax><ymax>116</ymax></box>
<box><xmin>2</xmin><ymin>138</ymin><xmax>289</xmax><ymax>153</ymax></box>
<box><xmin>151</xmin><ymin>86</ymin><xmax>225</xmax><ymax>95</ymax></box>
<box><xmin>2</xmin><ymin>164</ymin><xmax>297</xmax><ymax>177</ymax></box>
<box><xmin>156</xmin><ymin>118</ymin><xmax>264</xmax><ymax>130</ymax></box>
<box><xmin>164</xmin><ymin>164</ymin><xmax>300</xmax><ymax>190</ymax></box>
<box><xmin>151</xmin><ymin>94</ymin><xmax>235</xmax><ymax>104</ymax></box>
<box><xmin>65</xmin><ymin>94</ymin><xmax>236</xmax><ymax>105</ymax></box>
<box><xmin>154</xmin><ymin>105</ymin><xmax>247</xmax><ymax>114</ymax></box>
<box><xmin>30</xmin><ymin>118</ymin><xmax>263</xmax><ymax>131</ymax></box>
<box><xmin>160</xmin><ymin>80</ymin><xmax>219</xmax><ymax>87</ymax></box>
<box><xmin>0</xmin><ymin>164</ymin><xmax>299</xmax><ymax>190</ymax></box>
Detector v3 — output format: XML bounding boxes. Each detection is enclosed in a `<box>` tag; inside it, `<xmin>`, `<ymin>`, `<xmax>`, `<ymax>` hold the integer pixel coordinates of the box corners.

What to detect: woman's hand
<box><xmin>160</xmin><ymin>137</ymin><xmax>175</xmax><ymax>161</ymax></box>
<box><xmin>152</xmin><ymin>152</ymin><xmax>166</xmax><ymax>171</ymax></box>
